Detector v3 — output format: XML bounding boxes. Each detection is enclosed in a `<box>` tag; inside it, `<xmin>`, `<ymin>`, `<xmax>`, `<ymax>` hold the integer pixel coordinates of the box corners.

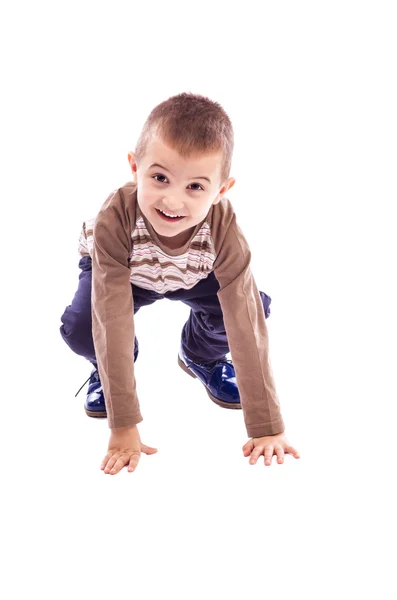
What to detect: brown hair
<box><xmin>135</xmin><ymin>92</ymin><xmax>234</xmax><ymax>183</ymax></box>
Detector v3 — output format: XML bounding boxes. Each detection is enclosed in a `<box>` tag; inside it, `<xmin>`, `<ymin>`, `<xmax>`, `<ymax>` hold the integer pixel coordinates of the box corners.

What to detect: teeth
<box><xmin>160</xmin><ymin>210</ymin><xmax>182</xmax><ymax>218</ymax></box>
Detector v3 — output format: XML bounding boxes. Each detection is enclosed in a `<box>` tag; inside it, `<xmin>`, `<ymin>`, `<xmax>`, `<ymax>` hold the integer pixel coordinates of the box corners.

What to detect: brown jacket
<box><xmin>79</xmin><ymin>181</ymin><xmax>285</xmax><ymax>438</ymax></box>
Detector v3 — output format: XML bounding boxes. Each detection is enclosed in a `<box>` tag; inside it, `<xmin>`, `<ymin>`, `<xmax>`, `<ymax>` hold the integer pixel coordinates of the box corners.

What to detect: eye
<box><xmin>188</xmin><ymin>183</ymin><xmax>204</xmax><ymax>191</ymax></box>
<box><xmin>153</xmin><ymin>174</ymin><xmax>168</xmax><ymax>183</ymax></box>
<box><xmin>152</xmin><ymin>174</ymin><xmax>203</xmax><ymax>191</ymax></box>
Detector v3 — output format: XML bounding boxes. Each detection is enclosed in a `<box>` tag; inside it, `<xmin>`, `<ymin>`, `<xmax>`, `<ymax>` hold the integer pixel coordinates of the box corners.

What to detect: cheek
<box><xmin>138</xmin><ymin>185</ymin><xmax>158</xmax><ymax>205</ymax></box>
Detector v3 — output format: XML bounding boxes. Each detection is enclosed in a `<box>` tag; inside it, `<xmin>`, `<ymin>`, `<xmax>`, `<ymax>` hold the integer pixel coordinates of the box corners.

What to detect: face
<box><xmin>128</xmin><ymin>134</ymin><xmax>235</xmax><ymax>246</ymax></box>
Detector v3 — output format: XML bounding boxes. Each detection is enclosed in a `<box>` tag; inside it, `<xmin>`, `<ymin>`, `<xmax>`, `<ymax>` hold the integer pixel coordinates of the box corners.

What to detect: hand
<box><xmin>101</xmin><ymin>424</ymin><xmax>158</xmax><ymax>475</ymax></box>
<box><xmin>242</xmin><ymin>432</ymin><xmax>300</xmax><ymax>466</ymax></box>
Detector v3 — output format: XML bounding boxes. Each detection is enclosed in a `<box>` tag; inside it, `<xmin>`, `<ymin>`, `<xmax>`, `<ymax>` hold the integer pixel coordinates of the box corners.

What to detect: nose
<box><xmin>163</xmin><ymin>195</ymin><xmax>184</xmax><ymax>212</ymax></box>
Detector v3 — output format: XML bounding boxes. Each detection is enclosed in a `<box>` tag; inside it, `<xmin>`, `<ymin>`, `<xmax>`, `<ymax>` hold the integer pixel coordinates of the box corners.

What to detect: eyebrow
<box><xmin>149</xmin><ymin>163</ymin><xmax>211</xmax><ymax>184</ymax></box>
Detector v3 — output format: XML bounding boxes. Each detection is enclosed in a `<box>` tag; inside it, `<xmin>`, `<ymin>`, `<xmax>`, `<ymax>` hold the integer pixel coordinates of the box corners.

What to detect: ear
<box><xmin>213</xmin><ymin>177</ymin><xmax>236</xmax><ymax>204</ymax></box>
<box><xmin>128</xmin><ymin>151</ymin><xmax>138</xmax><ymax>181</ymax></box>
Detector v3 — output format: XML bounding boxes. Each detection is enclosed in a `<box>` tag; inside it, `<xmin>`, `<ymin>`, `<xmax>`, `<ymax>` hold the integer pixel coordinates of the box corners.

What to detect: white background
<box><xmin>1</xmin><ymin>1</ymin><xmax>396</xmax><ymax>598</ymax></box>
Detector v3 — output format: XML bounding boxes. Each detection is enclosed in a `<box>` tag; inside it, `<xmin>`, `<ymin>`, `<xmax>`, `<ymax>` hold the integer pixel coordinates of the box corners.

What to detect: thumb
<box><xmin>242</xmin><ymin>439</ymin><xmax>254</xmax><ymax>455</ymax></box>
<box><xmin>141</xmin><ymin>444</ymin><xmax>158</xmax><ymax>454</ymax></box>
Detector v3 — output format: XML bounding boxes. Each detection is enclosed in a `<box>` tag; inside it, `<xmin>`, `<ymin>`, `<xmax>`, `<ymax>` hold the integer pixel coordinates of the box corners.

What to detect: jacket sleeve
<box><xmin>213</xmin><ymin>213</ymin><xmax>285</xmax><ymax>438</ymax></box>
<box><xmin>91</xmin><ymin>190</ymin><xmax>143</xmax><ymax>429</ymax></box>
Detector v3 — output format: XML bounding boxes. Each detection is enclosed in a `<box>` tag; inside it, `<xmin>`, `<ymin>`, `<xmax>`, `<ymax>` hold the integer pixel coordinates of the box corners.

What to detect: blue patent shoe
<box><xmin>78</xmin><ymin>368</ymin><xmax>107</xmax><ymax>418</ymax></box>
<box><xmin>178</xmin><ymin>346</ymin><xmax>241</xmax><ymax>409</ymax></box>
<box><xmin>74</xmin><ymin>338</ymin><xmax>139</xmax><ymax>418</ymax></box>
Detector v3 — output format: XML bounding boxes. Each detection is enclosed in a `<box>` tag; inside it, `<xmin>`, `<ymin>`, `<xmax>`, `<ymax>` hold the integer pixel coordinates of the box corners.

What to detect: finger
<box><xmin>100</xmin><ymin>453</ymin><xmax>113</xmax><ymax>470</ymax></box>
<box><xmin>128</xmin><ymin>452</ymin><xmax>141</xmax><ymax>472</ymax></box>
<box><xmin>141</xmin><ymin>444</ymin><xmax>158</xmax><ymax>454</ymax></box>
<box><xmin>264</xmin><ymin>445</ymin><xmax>274</xmax><ymax>466</ymax></box>
<box><xmin>103</xmin><ymin>453</ymin><xmax>121</xmax><ymax>474</ymax></box>
<box><xmin>275</xmin><ymin>446</ymin><xmax>285</xmax><ymax>464</ymax></box>
<box><xmin>243</xmin><ymin>440</ymin><xmax>254</xmax><ymax>455</ymax></box>
<box><xmin>109</xmin><ymin>454</ymin><xmax>129</xmax><ymax>475</ymax></box>
<box><xmin>285</xmin><ymin>445</ymin><xmax>300</xmax><ymax>458</ymax></box>
<box><xmin>249</xmin><ymin>446</ymin><xmax>264</xmax><ymax>464</ymax></box>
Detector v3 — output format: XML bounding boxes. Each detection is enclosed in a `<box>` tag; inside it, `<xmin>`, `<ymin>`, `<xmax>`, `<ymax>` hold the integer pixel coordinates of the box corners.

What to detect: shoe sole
<box><xmin>177</xmin><ymin>355</ymin><xmax>241</xmax><ymax>410</ymax></box>
<box><xmin>84</xmin><ymin>407</ymin><xmax>107</xmax><ymax>418</ymax></box>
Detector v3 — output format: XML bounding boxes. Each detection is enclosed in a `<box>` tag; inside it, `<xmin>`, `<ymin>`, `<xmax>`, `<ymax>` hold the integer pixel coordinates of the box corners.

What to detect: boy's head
<box><xmin>127</xmin><ymin>92</ymin><xmax>235</xmax><ymax>245</ymax></box>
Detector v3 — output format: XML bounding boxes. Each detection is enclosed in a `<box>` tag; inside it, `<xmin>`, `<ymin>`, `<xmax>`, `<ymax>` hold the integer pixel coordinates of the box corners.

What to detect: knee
<box><xmin>79</xmin><ymin>255</ymin><xmax>92</xmax><ymax>272</ymax></box>
<box><xmin>260</xmin><ymin>292</ymin><xmax>272</xmax><ymax>319</ymax></box>
<box><xmin>60</xmin><ymin>305</ymin><xmax>92</xmax><ymax>342</ymax></box>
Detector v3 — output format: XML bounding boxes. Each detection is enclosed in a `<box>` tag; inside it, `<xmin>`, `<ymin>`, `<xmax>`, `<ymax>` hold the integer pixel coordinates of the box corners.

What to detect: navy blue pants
<box><xmin>60</xmin><ymin>256</ymin><xmax>272</xmax><ymax>369</ymax></box>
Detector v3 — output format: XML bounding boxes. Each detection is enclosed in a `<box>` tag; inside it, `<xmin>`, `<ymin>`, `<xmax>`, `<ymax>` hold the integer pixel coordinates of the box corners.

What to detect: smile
<box><xmin>156</xmin><ymin>208</ymin><xmax>186</xmax><ymax>222</ymax></box>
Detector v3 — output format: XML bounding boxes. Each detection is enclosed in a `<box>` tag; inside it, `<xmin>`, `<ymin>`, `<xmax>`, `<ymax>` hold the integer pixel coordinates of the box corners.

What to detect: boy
<box><xmin>60</xmin><ymin>92</ymin><xmax>300</xmax><ymax>475</ymax></box>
